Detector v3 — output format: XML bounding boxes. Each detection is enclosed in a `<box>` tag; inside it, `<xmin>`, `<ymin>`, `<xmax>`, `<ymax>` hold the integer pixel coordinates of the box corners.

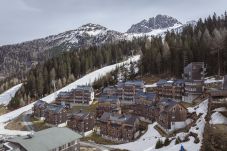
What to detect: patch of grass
<box><xmin>5</xmin><ymin>115</ymin><xmax>26</xmax><ymax>131</ymax></box>
<box><xmin>69</xmin><ymin>101</ymin><xmax>98</xmax><ymax>113</ymax></box>
<box><xmin>154</xmin><ymin>125</ymin><xmax>168</xmax><ymax>137</ymax></box>
<box><xmin>80</xmin><ymin>133</ymin><xmax>118</xmax><ymax>145</ymax></box>
<box><xmin>30</xmin><ymin>116</ymin><xmax>50</xmax><ymax>131</ymax></box>
<box><xmin>0</xmin><ymin>106</ymin><xmax>9</xmax><ymax>115</ymax></box>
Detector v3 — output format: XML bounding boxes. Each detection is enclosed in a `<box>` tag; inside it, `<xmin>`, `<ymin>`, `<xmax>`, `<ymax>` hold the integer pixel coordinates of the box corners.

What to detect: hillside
<box><xmin>0</xmin><ymin>15</ymin><xmax>185</xmax><ymax>79</ymax></box>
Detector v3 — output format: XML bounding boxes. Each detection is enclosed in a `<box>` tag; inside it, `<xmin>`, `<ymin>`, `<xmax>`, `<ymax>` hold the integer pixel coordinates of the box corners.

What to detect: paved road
<box><xmin>80</xmin><ymin>141</ymin><xmax>112</xmax><ymax>151</ymax></box>
<box><xmin>21</xmin><ymin>110</ymin><xmax>34</xmax><ymax>131</ymax></box>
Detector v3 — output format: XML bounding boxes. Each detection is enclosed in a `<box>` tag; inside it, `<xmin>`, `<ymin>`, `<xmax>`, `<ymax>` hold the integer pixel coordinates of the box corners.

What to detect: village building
<box><xmin>55</xmin><ymin>85</ymin><xmax>94</xmax><ymax>107</ymax></box>
<box><xmin>157</xmin><ymin>98</ymin><xmax>188</xmax><ymax>132</ymax></box>
<box><xmin>33</xmin><ymin>100</ymin><xmax>47</xmax><ymax>120</ymax></box>
<box><xmin>123</xmin><ymin>104</ymin><xmax>157</xmax><ymax>122</ymax></box>
<box><xmin>4</xmin><ymin>127</ymin><xmax>82</xmax><ymax>151</ymax></box>
<box><xmin>44</xmin><ymin>104</ymin><xmax>67</xmax><ymax>126</ymax></box>
<box><xmin>98</xmin><ymin>112</ymin><xmax>140</xmax><ymax>142</ymax></box>
<box><xmin>96</xmin><ymin>96</ymin><xmax>121</xmax><ymax>118</ymax></box>
<box><xmin>55</xmin><ymin>91</ymin><xmax>73</xmax><ymax>107</ymax></box>
<box><xmin>102</xmin><ymin>86</ymin><xmax>117</xmax><ymax>97</ymax></box>
<box><xmin>33</xmin><ymin>100</ymin><xmax>67</xmax><ymax>126</ymax></box>
<box><xmin>183</xmin><ymin>62</ymin><xmax>206</xmax><ymax>103</ymax></box>
<box><xmin>135</xmin><ymin>92</ymin><xmax>158</xmax><ymax>105</ymax></box>
<box><xmin>67</xmin><ymin>111</ymin><xmax>95</xmax><ymax>136</ymax></box>
<box><xmin>71</xmin><ymin>85</ymin><xmax>94</xmax><ymax>105</ymax></box>
<box><xmin>154</xmin><ymin>79</ymin><xmax>184</xmax><ymax>101</ymax></box>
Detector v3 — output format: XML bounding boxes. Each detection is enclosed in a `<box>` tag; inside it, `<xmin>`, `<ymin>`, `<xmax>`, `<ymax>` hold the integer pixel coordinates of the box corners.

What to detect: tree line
<box><xmin>10</xmin><ymin>41</ymin><xmax>138</xmax><ymax>108</ymax></box>
<box><xmin>8</xmin><ymin>12</ymin><xmax>227</xmax><ymax>109</ymax></box>
<box><xmin>139</xmin><ymin>12</ymin><xmax>227</xmax><ymax>77</ymax></box>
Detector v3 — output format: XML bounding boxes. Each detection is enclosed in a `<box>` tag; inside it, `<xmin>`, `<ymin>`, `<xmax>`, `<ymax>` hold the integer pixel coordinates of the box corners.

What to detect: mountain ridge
<box><xmin>0</xmin><ymin>15</ymin><xmax>188</xmax><ymax>79</ymax></box>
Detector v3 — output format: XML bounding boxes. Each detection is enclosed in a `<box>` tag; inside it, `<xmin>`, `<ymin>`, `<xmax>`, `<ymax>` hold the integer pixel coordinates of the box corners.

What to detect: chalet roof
<box><xmin>73</xmin><ymin>85</ymin><xmax>93</xmax><ymax>92</ymax></box>
<box><xmin>103</xmin><ymin>86</ymin><xmax>116</xmax><ymax>92</ymax></box>
<box><xmin>99</xmin><ymin>112</ymin><xmax>138</xmax><ymax>126</ymax></box>
<box><xmin>156</xmin><ymin>79</ymin><xmax>168</xmax><ymax>86</ymax></box>
<box><xmin>45</xmin><ymin>104</ymin><xmax>65</xmax><ymax>113</ymax></box>
<box><xmin>157</xmin><ymin>79</ymin><xmax>184</xmax><ymax>86</ymax></box>
<box><xmin>34</xmin><ymin>100</ymin><xmax>47</xmax><ymax>108</ymax></box>
<box><xmin>136</xmin><ymin>92</ymin><xmax>156</xmax><ymax>101</ymax></box>
<box><xmin>125</xmin><ymin>80</ymin><xmax>145</xmax><ymax>86</ymax></box>
<box><xmin>98</xmin><ymin>95</ymin><xmax>119</xmax><ymax>103</ymax></box>
<box><xmin>8</xmin><ymin>127</ymin><xmax>82</xmax><ymax>151</ymax></box>
<box><xmin>57</xmin><ymin>91</ymin><xmax>71</xmax><ymax>97</ymax></box>
<box><xmin>117</xmin><ymin>80</ymin><xmax>145</xmax><ymax>88</ymax></box>
<box><xmin>159</xmin><ymin>98</ymin><xmax>177</xmax><ymax>110</ymax></box>
<box><xmin>69</xmin><ymin>111</ymin><xmax>92</xmax><ymax>119</ymax></box>
<box><xmin>173</xmin><ymin>79</ymin><xmax>185</xmax><ymax>85</ymax></box>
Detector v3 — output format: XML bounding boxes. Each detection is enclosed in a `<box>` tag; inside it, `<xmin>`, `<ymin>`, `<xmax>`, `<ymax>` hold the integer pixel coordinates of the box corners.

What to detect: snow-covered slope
<box><xmin>210</xmin><ymin>112</ymin><xmax>227</xmax><ymax>124</ymax></box>
<box><xmin>0</xmin><ymin>55</ymin><xmax>140</xmax><ymax>123</ymax></box>
<box><xmin>125</xmin><ymin>23</ymin><xmax>183</xmax><ymax>39</ymax></box>
<box><xmin>44</xmin><ymin>23</ymin><xmax>126</xmax><ymax>49</ymax></box>
<box><xmin>0</xmin><ymin>84</ymin><xmax>22</xmax><ymax>106</ymax></box>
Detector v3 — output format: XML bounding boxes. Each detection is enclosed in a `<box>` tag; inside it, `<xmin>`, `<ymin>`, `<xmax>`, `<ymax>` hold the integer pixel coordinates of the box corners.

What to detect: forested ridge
<box><xmin>9</xmin><ymin>41</ymin><xmax>138</xmax><ymax>108</ymax></box>
<box><xmin>139</xmin><ymin>12</ymin><xmax>227</xmax><ymax>77</ymax></box>
<box><xmin>8</xmin><ymin>12</ymin><xmax>227</xmax><ymax>109</ymax></box>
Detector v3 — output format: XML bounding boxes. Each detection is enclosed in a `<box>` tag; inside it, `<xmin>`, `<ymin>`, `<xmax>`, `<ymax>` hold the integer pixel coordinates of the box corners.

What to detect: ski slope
<box><xmin>0</xmin><ymin>83</ymin><xmax>23</xmax><ymax>106</ymax></box>
<box><xmin>0</xmin><ymin>55</ymin><xmax>140</xmax><ymax>123</ymax></box>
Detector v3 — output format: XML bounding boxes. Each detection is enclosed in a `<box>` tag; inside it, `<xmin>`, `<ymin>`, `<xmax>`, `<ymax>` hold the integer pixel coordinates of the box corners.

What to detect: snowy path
<box><xmin>0</xmin><ymin>55</ymin><xmax>140</xmax><ymax>124</ymax></box>
<box><xmin>0</xmin><ymin>83</ymin><xmax>23</xmax><ymax>106</ymax></box>
<box><xmin>108</xmin><ymin>122</ymin><xmax>163</xmax><ymax>151</ymax></box>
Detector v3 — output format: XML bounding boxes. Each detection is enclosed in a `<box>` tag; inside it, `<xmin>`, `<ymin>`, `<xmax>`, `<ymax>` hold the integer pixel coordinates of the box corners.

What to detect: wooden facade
<box><xmin>99</xmin><ymin>112</ymin><xmax>140</xmax><ymax>141</ymax></box>
<box><xmin>67</xmin><ymin>111</ymin><xmax>95</xmax><ymax>133</ymax></box>
<box><xmin>33</xmin><ymin>100</ymin><xmax>67</xmax><ymax>125</ymax></box>
<box><xmin>157</xmin><ymin>99</ymin><xmax>187</xmax><ymax>129</ymax></box>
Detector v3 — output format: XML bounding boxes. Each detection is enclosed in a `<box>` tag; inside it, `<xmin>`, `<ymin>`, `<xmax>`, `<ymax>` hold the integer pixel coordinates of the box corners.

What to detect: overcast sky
<box><xmin>0</xmin><ymin>0</ymin><xmax>227</xmax><ymax>45</ymax></box>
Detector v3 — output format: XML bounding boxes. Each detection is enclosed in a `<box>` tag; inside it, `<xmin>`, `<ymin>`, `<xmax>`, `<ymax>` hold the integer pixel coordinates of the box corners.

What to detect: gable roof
<box><xmin>34</xmin><ymin>100</ymin><xmax>47</xmax><ymax>108</ymax></box>
<box><xmin>45</xmin><ymin>104</ymin><xmax>65</xmax><ymax>113</ymax></box>
<box><xmin>99</xmin><ymin>112</ymin><xmax>138</xmax><ymax>126</ymax></box>
<box><xmin>8</xmin><ymin>127</ymin><xmax>82</xmax><ymax>151</ymax></box>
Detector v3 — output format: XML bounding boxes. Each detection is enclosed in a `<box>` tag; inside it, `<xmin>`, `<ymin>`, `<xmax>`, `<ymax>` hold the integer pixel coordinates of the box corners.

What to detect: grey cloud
<box><xmin>0</xmin><ymin>0</ymin><xmax>226</xmax><ymax>45</ymax></box>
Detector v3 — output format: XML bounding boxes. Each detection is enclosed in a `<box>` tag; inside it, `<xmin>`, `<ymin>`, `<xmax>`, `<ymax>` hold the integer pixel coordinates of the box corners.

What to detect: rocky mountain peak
<box><xmin>78</xmin><ymin>23</ymin><xmax>107</xmax><ymax>32</ymax></box>
<box><xmin>127</xmin><ymin>14</ymin><xmax>182</xmax><ymax>33</ymax></box>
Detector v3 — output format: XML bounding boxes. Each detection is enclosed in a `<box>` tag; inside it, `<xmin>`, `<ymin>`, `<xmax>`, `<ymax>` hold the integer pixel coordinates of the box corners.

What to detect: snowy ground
<box><xmin>108</xmin><ymin>122</ymin><xmax>163</xmax><ymax>151</ymax></box>
<box><xmin>125</xmin><ymin>23</ymin><xmax>183</xmax><ymax>40</ymax></box>
<box><xmin>204</xmin><ymin>77</ymin><xmax>223</xmax><ymax>84</ymax></box>
<box><xmin>109</xmin><ymin>99</ymin><xmax>209</xmax><ymax>151</ymax></box>
<box><xmin>0</xmin><ymin>84</ymin><xmax>23</xmax><ymax>106</ymax></box>
<box><xmin>144</xmin><ymin>83</ymin><xmax>157</xmax><ymax>88</ymax></box>
<box><xmin>0</xmin><ymin>55</ymin><xmax>140</xmax><ymax>136</ymax></box>
<box><xmin>209</xmin><ymin>106</ymin><xmax>227</xmax><ymax>125</ymax></box>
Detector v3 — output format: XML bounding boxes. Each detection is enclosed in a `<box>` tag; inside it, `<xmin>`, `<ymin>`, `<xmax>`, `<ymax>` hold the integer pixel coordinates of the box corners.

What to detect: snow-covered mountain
<box><xmin>0</xmin><ymin>15</ymin><xmax>193</xmax><ymax>78</ymax></box>
<box><xmin>127</xmin><ymin>14</ymin><xmax>182</xmax><ymax>34</ymax></box>
<box><xmin>0</xmin><ymin>23</ymin><xmax>126</xmax><ymax>78</ymax></box>
<box><xmin>43</xmin><ymin>23</ymin><xmax>126</xmax><ymax>49</ymax></box>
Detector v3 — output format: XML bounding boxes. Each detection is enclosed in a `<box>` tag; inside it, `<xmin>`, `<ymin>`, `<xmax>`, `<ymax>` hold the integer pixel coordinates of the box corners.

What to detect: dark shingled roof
<box><xmin>68</xmin><ymin>111</ymin><xmax>92</xmax><ymax>119</ymax></box>
<box><xmin>159</xmin><ymin>98</ymin><xmax>177</xmax><ymax>110</ymax></box>
<box><xmin>45</xmin><ymin>104</ymin><xmax>65</xmax><ymax>113</ymax></box>
<box><xmin>99</xmin><ymin>112</ymin><xmax>138</xmax><ymax>126</ymax></box>
<box><xmin>34</xmin><ymin>100</ymin><xmax>47</xmax><ymax>108</ymax></box>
